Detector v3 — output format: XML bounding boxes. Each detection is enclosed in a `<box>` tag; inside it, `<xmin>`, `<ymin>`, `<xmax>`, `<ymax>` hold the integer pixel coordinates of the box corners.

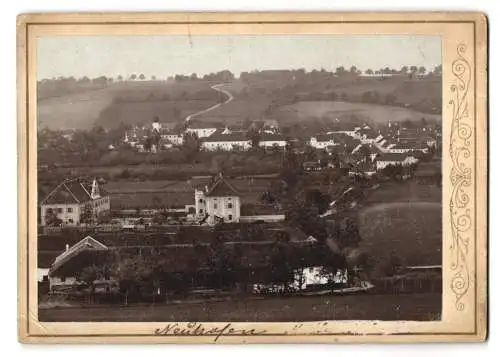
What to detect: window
<box><xmin>228</xmin><ymin>214</ymin><xmax>233</xmax><ymax>221</ymax></box>
<box><xmin>199</xmin><ymin>198</ymin><xmax>203</xmax><ymax>203</ymax></box>
<box><xmin>227</xmin><ymin>203</ymin><xmax>233</xmax><ymax>209</ymax></box>
<box><xmin>46</xmin><ymin>208</ymin><xmax>53</xmax><ymax>214</ymax></box>
<box><xmin>57</xmin><ymin>208</ymin><xmax>63</xmax><ymax>214</ymax></box>
<box><xmin>199</xmin><ymin>209</ymin><xmax>203</xmax><ymax>213</ymax></box>
<box><xmin>67</xmin><ymin>207</ymin><xmax>73</xmax><ymax>213</ymax></box>
<box><xmin>60</xmin><ymin>277</ymin><xmax>66</xmax><ymax>283</ymax></box>
<box><xmin>68</xmin><ymin>219</ymin><xmax>74</xmax><ymax>223</ymax></box>
<box><xmin>214</xmin><ymin>204</ymin><xmax>218</xmax><ymax>209</ymax></box>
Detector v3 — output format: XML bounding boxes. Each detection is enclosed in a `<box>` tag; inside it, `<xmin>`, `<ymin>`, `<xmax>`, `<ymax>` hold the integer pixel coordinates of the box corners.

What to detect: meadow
<box><xmin>274</xmin><ymin>101</ymin><xmax>442</xmax><ymax>125</ymax></box>
<box><xmin>356</xmin><ymin>180</ymin><xmax>442</xmax><ymax>268</ymax></box>
<box><xmin>39</xmin><ymin>293</ymin><xmax>441</xmax><ymax>322</ymax></box>
<box><xmin>38</xmin><ymin>74</ymin><xmax>441</xmax><ymax>131</ymax></box>
<box><xmin>104</xmin><ymin>177</ymin><xmax>276</xmax><ymax>210</ymax></box>
<box><xmin>37</xmin><ymin>80</ymin><xmax>219</xmax><ymax>130</ymax></box>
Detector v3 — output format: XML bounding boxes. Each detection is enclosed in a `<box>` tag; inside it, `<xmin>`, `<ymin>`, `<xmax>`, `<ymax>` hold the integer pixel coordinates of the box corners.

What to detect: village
<box><xmin>37</xmin><ymin>113</ymin><xmax>442</xmax><ymax>319</ymax></box>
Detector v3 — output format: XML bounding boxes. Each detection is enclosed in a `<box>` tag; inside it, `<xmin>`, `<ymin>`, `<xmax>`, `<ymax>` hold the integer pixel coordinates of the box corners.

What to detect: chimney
<box><xmin>65</xmin><ymin>244</ymin><xmax>69</xmax><ymax>251</ymax></box>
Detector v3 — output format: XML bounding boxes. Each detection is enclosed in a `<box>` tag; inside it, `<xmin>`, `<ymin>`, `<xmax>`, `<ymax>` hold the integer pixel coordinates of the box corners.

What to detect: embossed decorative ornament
<box><xmin>449</xmin><ymin>43</ymin><xmax>472</xmax><ymax>311</ymax></box>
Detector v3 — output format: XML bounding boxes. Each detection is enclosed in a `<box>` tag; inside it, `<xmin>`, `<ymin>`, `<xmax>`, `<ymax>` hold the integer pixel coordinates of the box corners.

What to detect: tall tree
<box><xmin>335</xmin><ymin>66</ymin><xmax>346</xmax><ymax>76</ymax></box>
<box><xmin>409</xmin><ymin>66</ymin><xmax>418</xmax><ymax>78</ymax></box>
<box><xmin>79</xmin><ymin>264</ymin><xmax>105</xmax><ymax>304</ymax></box>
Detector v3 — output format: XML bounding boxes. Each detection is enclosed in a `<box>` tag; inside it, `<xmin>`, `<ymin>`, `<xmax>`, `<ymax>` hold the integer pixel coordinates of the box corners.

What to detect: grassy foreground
<box><xmin>39</xmin><ymin>293</ymin><xmax>441</xmax><ymax>322</ymax></box>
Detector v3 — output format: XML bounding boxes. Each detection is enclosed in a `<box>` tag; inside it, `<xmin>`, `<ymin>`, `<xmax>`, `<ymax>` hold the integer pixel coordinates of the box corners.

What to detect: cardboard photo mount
<box><xmin>17</xmin><ymin>12</ymin><xmax>488</xmax><ymax>343</ymax></box>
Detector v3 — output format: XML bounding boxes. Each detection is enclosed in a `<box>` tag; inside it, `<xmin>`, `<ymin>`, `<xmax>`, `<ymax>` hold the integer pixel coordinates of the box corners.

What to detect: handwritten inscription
<box><xmin>153</xmin><ymin>322</ymin><xmax>267</xmax><ymax>341</ymax></box>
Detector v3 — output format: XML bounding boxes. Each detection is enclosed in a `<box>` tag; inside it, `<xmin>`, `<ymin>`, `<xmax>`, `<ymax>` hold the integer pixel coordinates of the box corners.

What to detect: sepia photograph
<box><xmin>17</xmin><ymin>12</ymin><xmax>487</xmax><ymax>343</ymax></box>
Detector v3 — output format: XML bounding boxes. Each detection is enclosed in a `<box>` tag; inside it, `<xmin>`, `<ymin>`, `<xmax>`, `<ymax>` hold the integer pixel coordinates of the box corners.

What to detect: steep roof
<box><xmin>205</xmin><ymin>174</ymin><xmax>239</xmax><ymax>197</ymax></box>
<box><xmin>41</xmin><ymin>178</ymin><xmax>108</xmax><ymax>205</ymax></box>
<box><xmin>377</xmin><ymin>153</ymin><xmax>415</xmax><ymax>162</ymax></box>
<box><xmin>49</xmin><ymin>235</ymin><xmax>108</xmax><ymax>275</ymax></box>
<box><xmin>202</xmin><ymin>131</ymin><xmax>250</xmax><ymax>143</ymax></box>
<box><xmin>312</xmin><ymin>134</ymin><xmax>335</xmax><ymax>142</ymax></box>
<box><xmin>187</xmin><ymin>120</ymin><xmax>224</xmax><ymax>129</ymax></box>
<box><xmin>259</xmin><ymin>133</ymin><xmax>286</xmax><ymax>142</ymax></box>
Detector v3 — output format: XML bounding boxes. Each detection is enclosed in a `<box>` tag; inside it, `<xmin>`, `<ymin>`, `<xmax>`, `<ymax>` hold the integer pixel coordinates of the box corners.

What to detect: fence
<box><xmin>239</xmin><ymin>215</ymin><xmax>285</xmax><ymax>223</ymax></box>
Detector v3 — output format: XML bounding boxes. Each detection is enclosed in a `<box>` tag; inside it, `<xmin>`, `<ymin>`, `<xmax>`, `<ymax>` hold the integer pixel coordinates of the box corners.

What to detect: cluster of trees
<box><xmin>201</xmin><ymin>70</ymin><xmax>235</xmax><ymax>82</ymax></box>
<box><xmin>64</xmin><ymin>224</ymin><xmax>357</xmax><ymax>303</ymax></box>
<box><xmin>240</xmin><ymin>65</ymin><xmax>441</xmax><ymax>82</ymax></box>
<box><xmin>37</xmin><ymin>76</ymin><xmax>113</xmax><ymax>100</ymax></box>
<box><xmin>381</xmin><ymin>163</ymin><xmax>418</xmax><ymax>180</ymax></box>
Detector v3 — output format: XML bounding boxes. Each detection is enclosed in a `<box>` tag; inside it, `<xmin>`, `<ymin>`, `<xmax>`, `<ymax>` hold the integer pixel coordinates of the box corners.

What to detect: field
<box><xmin>275</xmin><ymin>101</ymin><xmax>442</xmax><ymax>125</ymax></box>
<box><xmin>357</xmin><ymin>181</ymin><xmax>442</xmax><ymax>267</ymax></box>
<box><xmin>104</xmin><ymin>177</ymin><xmax>276</xmax><ymax>209</ymax></box>
<box><xmin>196</xmin><ymin>76</ymin><xmax>441</xmax><ymax>125</ymax></box>
<box><xmin>38</xmin><ymin>293</ymin><xmax>441</xmax><ymax>322</ymax></box>
<box><xmin>37</xmin><ymin>80</ymin><xmax>219</xmax><ymax>130</ymax></box>
<box><xmin>37</xmin><ymin>86</ymin><xmax>116</xmax><ymax>130</ymax></box>
<box><xmin>37</xmin><ymin>75</ymin><xmax>441</xmax><ymax>130</ymax></box>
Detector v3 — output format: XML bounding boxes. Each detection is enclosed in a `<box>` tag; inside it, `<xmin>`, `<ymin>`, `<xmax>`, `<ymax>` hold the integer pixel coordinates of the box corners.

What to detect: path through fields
<box><xmin>185</xmin><ymin>83</ymin><xmax>234</xmax><ymax>122</ymax></box>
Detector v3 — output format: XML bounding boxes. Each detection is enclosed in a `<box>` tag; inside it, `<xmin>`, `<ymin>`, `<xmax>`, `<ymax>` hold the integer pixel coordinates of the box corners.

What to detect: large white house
<box><xmin>40</xmin><ymin>178</ymin><xmax>110</xmax><ymax>226</ymax></box>
<box><xmin>159</xmin><ymin>129</ymin><xmax>184</xmax><ymax>146</ymax></box>
<box><xmin>387</xmin><ymin>144</ymin><xmax>429</xmax><ymax>154</ymax></box>
<box><xmin>258</xmin><ymin>133</ymin><xmax>287</xmax><ymax>148</ymax></box>
<box><xmin>185</xmin><ymin>121</ymin><xmax>222</xmax><ymax>138</ymax></box>
<box><xmin>195</xmin><ymin>174</ymin><xmax>241</xmax><ymax>225</ymax></box>
<box><xmin>201</xmin><ymin>131</ymin><xmax>252</xmax><ymax>151</ymax></box>
<box><xmin>309</xmin><ymin>134</ymin><xmax>337</xmax><ymax>149</ymax></box>
<box><xmin>376</xmin><ymin>153</ymin><xmax>419</xmax><ymax>171</ymax></box>
<box><xmin>355</xmin><ymin>126</ymin><xmax>384</xmax><ymax>144</ymax></box>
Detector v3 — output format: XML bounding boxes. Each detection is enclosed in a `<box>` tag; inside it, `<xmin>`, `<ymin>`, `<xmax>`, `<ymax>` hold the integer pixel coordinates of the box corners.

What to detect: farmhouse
<box><xmin>40</xmin><ymin>178</ymin><xmax>110</xmax><ymax>226</ymax></box>
<box><xmin>185</xmin><ymin>121</ymin><xmax>222</xmax><ymax>138</ymax></box>
<box><xmin>375</xmin><ymin>153</ymin><xmax>419</xmax><ymax>171</ymax></box>
<box><xmin>258</xmin><ymin>133</ymin><xmax>287</xmax><ymax>149</ymax></box>
<box><xmin>387</xmin><ymin>144</ymin><xmax>429</xmax><ymax>154</ymax></box>
<box><xmin>351</xmin><ymin>143</ymin><xmax>383</xmax><ymax>162</ymax></box>
<box><xmin>194</xmin><ymin>174</ymin><xmax>241</xmax><ymax>225</ymax></box>
<box><xmin>159</xmin><ymin>128</ymin><xmax>184</xmax><ymax>146</ymax></box>
<box><xmin>397</xmin><ymin>127</ymin><xmax>438</xmax><ymax>148</ymax></box>
<box><xmin>201</xmin><ymin>131</ymin><xmax>252</xmax><ymax>151</ymax></box>
<box><xmin>309</xmin><ymin>134</ymin><xmax>336</xmax><ymax>149</ymax></box>
<box><xmin>355</xmin><ymin>126</ymin><xmax>384</xmax><ymax>144</ymax></box>
<box><xmin>48</xmin><ymin>235</ymin><xmax>109</xmax><ymax>292</ymax></box>
<box><xmin>303</xmin><ymin>161</ymin><xmax>324</xmax><ymax>172</ymax></box>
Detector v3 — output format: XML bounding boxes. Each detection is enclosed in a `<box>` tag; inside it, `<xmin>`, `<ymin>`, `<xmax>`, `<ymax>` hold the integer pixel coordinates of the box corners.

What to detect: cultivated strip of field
<box><xmin>37</xmin><ymin>80</ymin><xmax>224</xmax><ymax>130</ymax></box>
<box><xmin>38</xmin><ymin>293</ymin><xmax>441</xmax><ymax>322</ymax></box>
<box><xmin>356</xmin><ymin>181</ymin><xmax>442</xmax><ymax>267</ymax></box>
<box><xmin>275</xmin><ymin>101</ymin><xmax>442</xmax><ymax>124</ymax></box>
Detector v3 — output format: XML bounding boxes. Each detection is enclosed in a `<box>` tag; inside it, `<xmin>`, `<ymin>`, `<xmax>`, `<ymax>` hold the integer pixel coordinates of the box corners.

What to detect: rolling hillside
<box><xmin>37</xmin><ymin>74</ymin><xmax>441</xmax><ymax>131</ymax></box>
<box><xmin>37</xmin><ymin>80</ymin><xmax>220</xmax><ymax>130</ymax></box>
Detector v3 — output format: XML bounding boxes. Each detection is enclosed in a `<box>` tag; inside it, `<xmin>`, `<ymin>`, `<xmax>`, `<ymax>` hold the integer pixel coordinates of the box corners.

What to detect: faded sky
<box><xmin>37</xmin><ymin>35</ymin><xmax>441</xmax><ymax>80</ymax></box>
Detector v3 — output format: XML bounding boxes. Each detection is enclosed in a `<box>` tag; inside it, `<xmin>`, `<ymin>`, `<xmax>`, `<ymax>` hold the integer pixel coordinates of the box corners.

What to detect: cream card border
<box><xmin>17</xmin><ymin>12</ymin><xmax>488</xmax><ymax>343</ymax></box>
